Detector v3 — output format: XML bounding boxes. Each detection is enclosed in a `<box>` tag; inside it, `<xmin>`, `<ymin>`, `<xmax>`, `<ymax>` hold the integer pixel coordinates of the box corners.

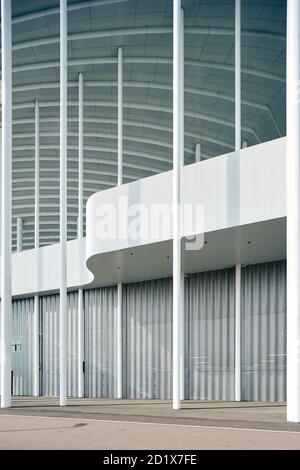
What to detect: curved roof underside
<box><xmin>0</xmin><ymin>0</ymin><xmax>286</xmax><ymax>250</ymax></box>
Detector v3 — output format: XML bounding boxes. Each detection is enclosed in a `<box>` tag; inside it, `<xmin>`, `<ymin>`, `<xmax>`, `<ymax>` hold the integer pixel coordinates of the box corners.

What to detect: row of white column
<box><xmin>6</xmin><ymin>22</ymin><xmax>123</xmax><ymax>406</ymax></box>
<box><xmin>1</xmin><ymin>0</ymin><xmax>300</xmax><ymax>422</ymax></box>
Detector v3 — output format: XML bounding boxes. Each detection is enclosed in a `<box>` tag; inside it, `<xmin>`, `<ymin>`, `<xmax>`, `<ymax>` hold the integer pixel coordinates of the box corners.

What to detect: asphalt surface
<box><xmin>0</xmin><ymin>398</ymin><xmax>299</xmax><ymax>449</ymax></box>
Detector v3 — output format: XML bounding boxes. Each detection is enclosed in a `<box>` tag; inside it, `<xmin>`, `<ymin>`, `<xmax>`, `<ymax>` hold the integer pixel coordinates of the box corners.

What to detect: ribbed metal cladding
<box><xmin>1</xmin><ymin>261</ymin><xmax>288</xmax><ymax>401</ymax></box>
<box><xmin>123</xmin><ymin>278</ymin><xmax>173</xmax><ymax>399</ymax></box>
<box><xmin>39</xmin><ymin>295</ymin><xmax>58</xmax><ymax>396</ymax></box>
<box><xmin>11</xmin><ymin>298</ymin><xmax>34</xmax><ymax>395</ymax></box>
<box><xmin>84</xmin><ymin>287</ymin><xmax>117</xmax><ymax>397</ymax></box>
<box><xmin>241</xmin><ymin>260</ymin><xmax>287</xmax><ymax>401</ymax></box>
<box><xmin>68</xmin><ymin>292</ymin><xmax>79</xmax><ymax>397</ymax></box>
<box><xmin>186</xmin><ymin>269</ymin><xmax>235</xmax><ymax>400</ymax></box>
<box><xmin>39</xmin><ymin>292</ymin><xmax>79</xmax><ymax>397</ymax></box>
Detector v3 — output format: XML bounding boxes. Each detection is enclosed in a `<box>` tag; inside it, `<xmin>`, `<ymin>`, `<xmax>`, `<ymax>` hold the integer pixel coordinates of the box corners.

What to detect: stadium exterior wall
<box><xmin>1</xmin><ymin>260</ymin><xmax>286</xmax><ymax>401</ymax></box>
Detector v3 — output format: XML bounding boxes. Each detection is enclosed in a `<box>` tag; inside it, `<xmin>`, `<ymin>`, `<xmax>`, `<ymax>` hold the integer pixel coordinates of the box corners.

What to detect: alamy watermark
<box><xmin>95</xmin><ymin>196</ymin><xmax>205</xmax><ymax>251</ymax></box>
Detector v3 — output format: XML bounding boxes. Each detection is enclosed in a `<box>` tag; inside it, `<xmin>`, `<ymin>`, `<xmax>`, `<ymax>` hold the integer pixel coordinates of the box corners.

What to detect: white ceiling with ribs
<box><xmin>0</xmin><ymin>0</ymin><xmax>286</xmax><ymax>250</ymax></box>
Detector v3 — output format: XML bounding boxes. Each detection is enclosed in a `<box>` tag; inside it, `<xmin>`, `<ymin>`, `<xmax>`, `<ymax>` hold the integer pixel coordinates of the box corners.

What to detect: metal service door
<box><xmin>186</xmin><ymin>268</ymin><xmax>235</xmax><ymax>400</ymax></box>
<box><xmin>39</xmin><ymin>292</ymin><xmax>79</xmax><ymax>397</ymax></box>
<box><xmin>241</xmin><ymin>261</ymin><xmax>286</xmax><ymax>401</ymax></box>
<box><xmin>12</xmin><ymin>298</ymin><xmax>34</xmax><ymax>395</ymax></box>
<box><xmin>84</xmin><ymin>287</ymin><xmax>117</xmax><ymax>397</ymax></box>
<box><xmin>123</xmin><ymin>278</ymin><xmax>172</xmax><ymax>399</ymax></box>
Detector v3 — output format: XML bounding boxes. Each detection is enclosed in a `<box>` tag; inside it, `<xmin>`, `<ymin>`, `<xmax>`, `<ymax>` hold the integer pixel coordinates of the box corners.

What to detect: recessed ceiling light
<box><xmin>247</xmin><ymin>241</ymin><xmax>251</xmax><ymax>245</ymax></box>
<box><xmin>117</xmin><ymin>266</ymin><xmax>120</xmax><ymax>269</ymax></box>
<box><xmin>130</xmin><ymin>252</ymin><xmax>134</xmax><ymax>256</ymax></box>
<box><xmin>204</xmin><ymin>241</ymin><xmax>208</xmax><ymax>245</ymax></box>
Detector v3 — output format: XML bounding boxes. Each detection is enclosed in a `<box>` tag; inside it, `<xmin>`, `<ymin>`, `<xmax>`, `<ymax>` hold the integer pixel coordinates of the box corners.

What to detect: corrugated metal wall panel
<box><xmin>186</xmin><ymin>269</ymin><xmax>235</xmax><ymax>400</ymax></box>
<box><xmin>84</xmin><ymin>287</ymin><xmax>117</xmax><ymax>397</ymax></box>
<box><xmin>0</xmin><ymin>260</ymin><xmax>287</xmax><ymax>402</ymax></box>
<box><xmin>39</xmin><ymin>292</ymin><xmax>79</xmax><ymax>397</ymax></box>
<box><xmin>241</xmin><ymin>261</ymin><xmax>287</xmax><ymax>401</ymax></box>
<box><xmin>124</xmin><ymin>278</ymin><xmax>172</xmax><ymax>399</ymax></box>
<box><xmin>12</xmin><ymin>298</ymin><xmax>34</xmax><ymax>395</ymax></box>
<box><xmin>68</xmin><ymin>292</ymin><xmax>79</xmax><ymax>397</ymax></box>
<box><xmin>40</xmin><ymin>295</ymin><xmax>59</xmax><ymax>396</ymax></box>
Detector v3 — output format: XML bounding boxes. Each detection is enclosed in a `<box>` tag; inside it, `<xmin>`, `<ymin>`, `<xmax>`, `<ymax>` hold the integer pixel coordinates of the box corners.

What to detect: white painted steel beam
<box><xmin>117</xmin><ymin>47</ymin><xmax>123</xmax><ymax>399</ymax></box>
<box><xmin>234</xmin><ymin>0</ymin><xmax>242</xmax><ymax>403</ymax></box>
<box><xmin>59</xmin><ymin>0</ymin><xmax>68</xmax><ymax>407</ymax></box>
<box><xmin>172</xmin><ymin>0</ymin><xmax>182</xmax><ymax>410</ymax></box>
<box><xmin>78</xmin><ymin>73</ymin><xmax>84</xmax><ymax>239</ymax></box>
<box><xmin>117</xmin><ymin>282</ymin><xmax>123</xmax><ymax>398</ymax></box>
<box><xmin>180</xmin><ymin>271</ymin><xmax>185</xmax><ymax>401</ymax></box>
<box><xmin>33</xmin><ymin>99</ymin><xmax>40</xmax><ymax>397</ymax></box>
<box><xmin>235</xmin><ymin>263</ymin><xmax>241</xmax><ymax>401</ymax></box>
<box><xmin>1</xmin><ymin>0</ymin><xmax>12</xmax><ymax>409</ymax></box>
<box><xmin>34</xmin><ymin>100</ymin><xmax>40</xmax><ymax>250</ymax></box>
<box><xmin>195</xmin><ymin>143</ymin><xmax>201</xmax><ymax>162</ymax></box>
<box><xmin>235</xmin><ymin>0</ymin><xmax>241</xmax><ymax>152</ymax></box>
<box><xmin>117</xmin><ymin>47</ymin><xmax>123</xmax><ymax>187</ymax></box>
<box><xmin>179</xmin><ymin>8</ymin><xmax>185</xmax><ymax>402</ymax></box>
<box><xmin>77</xmin><ymin>72</ymin><xmax>84</xmax><ymax>398</ymax></box>
<box><xmin>1</xmin><ymin>0</ymin><xmax>12</xmax><ymax>408</ymax></box>
<box><xmin>16</xmin><ymin>217</ymin><xmax>23</xmax><ymax>252</ymax></box>
<box><xmin>78</xmin><ymin>288</ymin><xmax>84</xmax><ymax>397</ymax></box>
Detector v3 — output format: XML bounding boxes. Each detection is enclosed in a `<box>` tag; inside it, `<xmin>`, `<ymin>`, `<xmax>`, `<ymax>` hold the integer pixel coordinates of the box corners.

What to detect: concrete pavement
<box><xmin>0</xmin><ymin>398</ymin><xmax>299</xmax><ymax>449</ymax></box>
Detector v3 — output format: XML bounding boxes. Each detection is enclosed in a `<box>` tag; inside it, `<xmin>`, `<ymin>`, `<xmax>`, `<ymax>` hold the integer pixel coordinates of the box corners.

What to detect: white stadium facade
<box><xmin>1</xmin><ymin>0</ymin><xmax>300</xmax><ymax>423</ymax></box>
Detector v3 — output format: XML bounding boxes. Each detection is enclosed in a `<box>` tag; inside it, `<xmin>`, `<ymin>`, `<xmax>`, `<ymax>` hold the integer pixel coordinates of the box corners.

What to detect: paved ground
<box><xmin>0</xmin><ymin>398</ymin><xmax>299</xmax><ymax>449</ymax></box>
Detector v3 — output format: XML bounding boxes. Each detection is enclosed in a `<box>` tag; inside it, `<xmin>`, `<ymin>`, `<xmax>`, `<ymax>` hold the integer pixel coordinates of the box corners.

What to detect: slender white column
<box><xmin>34</xmin><ymin>100</ymin><xmax>40</xmax><ymax>250</ymax></box>
<box><xmin>173</xmin><ymin>0</ymin><xmax>182</xmax><ymax>410</ymax></box>
<box><xmin>234</xmin><ymin>0</ymin><xmax>242</xmax><ymax>403</ymax></box>
<box><xmin>59</xmin><ymin>0</ymin><xmax>68</xmax><ymax>407</ymax></box>
<box><xmin>78</xmin><ymin>288</ymin><xmax>84</xmax><ymax>397</ymax></box>
<box><xmin>1</xmin><ymin>0</ymin><xmax>12</xmax><ymax>409</ymax></box>
<box><xmin>195</xmin><ymin>143</ymin><xmax>201</xmax><ymax>162</ymax></box>
<box><xmin>287</xmin><ymin>0</ymin><xmax>300</xmax><ymax>423</ymax></box>
<box><xmin>179</xmin><ymin>7</ymin><xmax>185</xmax><ymax>402</ymax></box>
<box><xmin>180</xmin><ymin>272</ymin><xmax>185</xmax><ymax>400</ymax></box>
<box><xmin>16</xmin><ymin>217</ymin><xmax>23</xmax><ymax>252</ymax></box>
<box><xmin>117</xmin><ymin>47</ymin><xmax>123</xmax><ymax>187</ymax></box>
<box><xmin>77</xmin><ymin>72</ymin><xmax>84</xmax><ymax>398</ymax></box>
<box><xmin>180</xmin><ymin>9</ymin><xmax>184</xmax><ymax>168</ymax></box>
<box><xmin>235</xmin><ymin>0</ymin><xmax>241</xmax><ymax>151</ymax></box>
<box><xmin>235</xmin><ymin>264</ymin><xmax>241</xmax><ymax>401</ymax></box>
<box><xmin>117</xmin><ymin>282</ymin><xmax>123</xmax><ymax>398</ymax></box>
<box><xmin>116</xmin><ymin>47</ymin><xmax>124</xmax><ymax>398</ymax></box>
<box><xmin>33</xmin><ymin>295</ymin><xmax>39</xmax><ymax>396</ymax></box>
<box><xmin>78</xmin><ymin>73</ymin><xmax>84</xmax><ymax>239</ymax></box>
<box><xmin>33</xmin><ymin>99</ymin><xmax>40</xmax><ymax>397</ymax></box>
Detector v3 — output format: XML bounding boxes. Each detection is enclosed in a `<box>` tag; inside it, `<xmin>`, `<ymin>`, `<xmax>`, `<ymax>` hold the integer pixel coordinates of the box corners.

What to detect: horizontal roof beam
<box><xmin>11</xmin><ymin>100</ymin><xmax>260</xmax><ymax>142</ymax></box>
<box><xmin>9</xmin><ymin>56</ymin><xmax>285</xmax><ymax>83</ymax></box>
